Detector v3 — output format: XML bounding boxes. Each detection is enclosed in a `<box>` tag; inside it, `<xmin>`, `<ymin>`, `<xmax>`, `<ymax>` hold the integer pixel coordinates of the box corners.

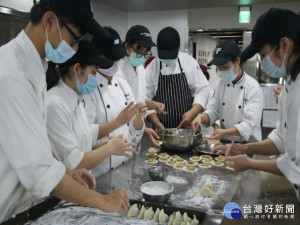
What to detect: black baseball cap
<box><xmin>92</xmin><ymin>27</ymin><xmax>128</xmax><ymax>69</ymax></box>
<box><xmin>157</xmin><ymin>27</ymin><xmax>180</xmax><ymax>60</ymax></box>
<box><xmin>208</xmin><ymin>41</ymin><xmax>241</xmax><ymax>67</ymax></box>
<box><xmin>241</xmin><ymin>8</ymin><xmax>300</xmax><ymax>61</ymax></box>
<box><xmin>33</xmin><ymin>0</ymin><xmax>108</xmax><ymax>38</ymax></box>
<box><xmin>125</xmin><ymin>25</ymin><xmax>156</xmax><ymax>48</ymax></box>
<box><xmin>58</xmin><ymin>40</ymin><xmax>102</xmax><ymax>68</ymax></box>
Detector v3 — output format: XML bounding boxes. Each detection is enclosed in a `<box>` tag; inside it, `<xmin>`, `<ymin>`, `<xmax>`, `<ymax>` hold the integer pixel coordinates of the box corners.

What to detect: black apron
<box><xmin>153</xmin><ymin>59</ymin><xmax>193</xmax><ymax>128</ymax></box>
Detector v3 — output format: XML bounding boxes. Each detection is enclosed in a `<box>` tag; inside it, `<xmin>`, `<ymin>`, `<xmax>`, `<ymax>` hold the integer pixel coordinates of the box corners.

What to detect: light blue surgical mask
<box><xmin>160</xmin><ymin>58</ymin><xmax>178</xmax><ymax>67</ymax></box>
<box><xmin>45</xmin><ymin>17</ymin><xmax>76</xmax><ymax>63</ymax></box>
<box><xmin>261</xmin><ymin>47</ymin><xmax>287</xmax><ymax>78</ymax></box>
<box><xmin>129</xmin><ymin>52</ymin><xmax>146</xmax><ymax>67</ymax></box>
<box><xmin>76</xmin><ymin>74</ymin><xmax>98</xmax><ymax>95</ymax></box>
<box><xmin>219</xmin><ymin>66</ymin><xmax>237</xmax><ymax>82</ymax></box>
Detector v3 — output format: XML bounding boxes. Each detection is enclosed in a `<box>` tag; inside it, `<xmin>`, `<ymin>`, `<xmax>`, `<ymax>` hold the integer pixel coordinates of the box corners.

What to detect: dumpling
<box><xmin>197</xmin><ymin>184</ymin><xmax>215</xmax><ymax>198</ymax></box>
<box><xmin>172</xmin><ymin>211</ymin><xmax>183</xmax><ymax>225</ymax></box>
<box><xmin>138</xmin><ymin>206</ymin><xmax>146</xmax><ymax>219</ymax></box>
<box><xmin>180</xmin><ymin>222</ymin><xmax>186</xmax><ymax>225</ymax></box>
<box><xmin>191</xmin><ymin>215</ymin><xmax>199</xmax><ymax>225</ymax></box>
<box><xmin>168</xmin><ymin>213</ymin><xmax>175</xmax><ymax>225</ymax></box>
<box><xmin>144</xmin><ymin>207</ymin><xmax>155</xmax><ymax>220</ymax></box>
<box><xmin>159</xmin><ymin>209</ymin><xmax>169</xmax><ymax>224</ymax></box>
<box><xmin>152</xmin><ymin>208</ymin><xmax>160</xmax><ymax>222</ymax></box>
<box><xmin>183</xmin><ymin>212</ymin><xmax>192</xmax><ymax>222</ymax></box>
<box><xmin>127</xmin><ymin>204</ymin><xmax>139</xmax><ymax>218</ymax></box>
<box><xmin>186</xmin><ymin>222</ymin><xmax>191</xmax><ymax>225</ymax></box>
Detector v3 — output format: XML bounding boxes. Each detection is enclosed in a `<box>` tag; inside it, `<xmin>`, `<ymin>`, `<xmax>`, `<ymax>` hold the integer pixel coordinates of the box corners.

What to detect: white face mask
<box><xmin>45</xmin><ymin>17</ymin><xmax>76</xmax><ymax>64</ymax></box>
<box><xmin>219</xmin><ymin>65</ymin><xmax>237</xmax><ymax>82</ymax></box>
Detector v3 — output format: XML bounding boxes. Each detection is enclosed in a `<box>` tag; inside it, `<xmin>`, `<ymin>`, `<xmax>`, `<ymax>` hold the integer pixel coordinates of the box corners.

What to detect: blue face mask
<box><xmin>161</xmin><ymin>58</ymin><xmax>178</xmax><ymax>67</ymax></box>
<box><xmin>261</xmin><ymin>47</ymin><xmax>287</xmax><ymax>78</ymax></box>
<box><xmin>129</xmin><ymin>52</ymin><xmax>146</xmax><ymax>67</ymax></box>
<box><xmin>76</xmin><ymin>74</ymin><xmax>98</xmax><ymax>95</ymax></box>
<box><xmin>219</xmin><ymin>66</ymin><xmax>237</xmax><ymax>82</ymax></box>
<box><xmin>45</xmin><ymin>17</ymin><xmax>76</xmax><ymax>64</ymax></box>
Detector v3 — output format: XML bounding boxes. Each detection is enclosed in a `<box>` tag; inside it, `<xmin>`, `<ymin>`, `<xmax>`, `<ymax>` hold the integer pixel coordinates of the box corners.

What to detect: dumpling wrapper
<box><xmin>159</xmin><ymin>209</ymin><xmax>169</xmax><ymax>224</ymax></box>
<box><xmin>191</xmin><ymin>215</ymin><xmax>199</xmax><ymax>225</ymax></box>
<box><xmin>197</xmin><ymin>184</ymin><xmax>215</xmax><ymax>198</ymax></box>
<box><xmin>183</xmin><ymin>212</ymin><xmax>192</xmax><ymax>222</ymax></box>
<box><xmin>127</xmin><ymin>203</ymin><xmax>139</xmax><ymax>218</ymax></box>
<box><xmin>152</xmin><ymin>208</ymin><xmax>160</xmax><ymax>222</ymax></box>
<box><xmin>144</xmin><ymin>207</ymin><xmax>154</xmax><ymax>220</ymax></box>
<box><xmin>168</xmin><ymin>213</ymin><xmax>175</xmax><ymax>225</ymax></box>
<box><xmin>138</xmin><ymin>206</ymin><xmax>146</xmax><ymax>219</ymax></box>
<box><xmin>172</xmin><ymin>211</ymin><xmax>183</xmax><ymax>225</ymax></box>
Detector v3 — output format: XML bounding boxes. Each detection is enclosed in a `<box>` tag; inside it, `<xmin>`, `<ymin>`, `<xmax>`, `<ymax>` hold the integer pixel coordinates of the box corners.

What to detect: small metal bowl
<box><xmin>148</xmin><ymin>166</ymin><xmax>169</xmax><ymax>181</ymax></box>
<box><xmin>140</xmin><ymin>181</ymin><xmax>173</xmax><ymax>203</ymax></box>
<box><xmin>195</xmin><ymin>143</ymin><xmax>217</xmax><ymax>154</ymax></box>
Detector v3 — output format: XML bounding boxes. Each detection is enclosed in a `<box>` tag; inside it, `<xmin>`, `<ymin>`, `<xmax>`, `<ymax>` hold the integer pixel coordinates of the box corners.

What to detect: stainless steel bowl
<box><xmin>148</xmin><ymin>166</ymin><xmax>169</xmax><ymax>181</ymax></box>
<box><xmin>158</xmin><ymin>128</ymin><xmax>201</xmax><ymax>152</ymax></box>
<box><xmin>195</xmin><ymin>143</ymin><xmax>217</xmax><ymax>154</ymax></box>
<box><xmin>140</xmin><ymin>181</ymin><xmax>173</xmax><ymax>203</ymax></box>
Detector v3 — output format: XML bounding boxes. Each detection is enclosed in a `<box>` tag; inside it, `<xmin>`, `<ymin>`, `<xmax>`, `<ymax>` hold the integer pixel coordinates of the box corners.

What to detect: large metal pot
<box><xmin>157</xmin><ymin>128</ymin><xmax>201</xmax><ymax>152</ymax></box>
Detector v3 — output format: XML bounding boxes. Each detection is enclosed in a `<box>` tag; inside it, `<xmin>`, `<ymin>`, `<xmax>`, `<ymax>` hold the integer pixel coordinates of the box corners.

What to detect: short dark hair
<box><xmin>29</xmin><ymin>5</ymin><xmax>86</xmax><ymax>35</ymax></box>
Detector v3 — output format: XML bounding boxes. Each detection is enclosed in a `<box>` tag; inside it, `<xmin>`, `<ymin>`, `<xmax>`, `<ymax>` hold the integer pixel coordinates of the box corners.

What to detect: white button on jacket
<box><xmin>0</xmin><ymin>31</ymin><xmax>65</xmax><ymax>222</ymax></box>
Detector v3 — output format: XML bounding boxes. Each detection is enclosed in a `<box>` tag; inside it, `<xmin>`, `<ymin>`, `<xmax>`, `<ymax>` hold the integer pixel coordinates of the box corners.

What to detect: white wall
<box><xmin>91</xmin><ymin>1</ymin><xmax>128</xmax><ymax>41</ymax></box>
<box><xmin>128</xmin><ymin>9</ymin><xmax>189</xmax><ymax>56</ymax></box>
<box><xmin>0</xmin><ymin>0</ymin><xmax>32</xmax><ymax>12</ymax></box>
<box><xmin>193</xmin><ymin>33</ymin><xmax>220</xmax><ymax>89</ymax></box>
<box><xmin>189</xmin><ymin>1</ymin><xmax>300</xmax><ymax>30</ymax></box>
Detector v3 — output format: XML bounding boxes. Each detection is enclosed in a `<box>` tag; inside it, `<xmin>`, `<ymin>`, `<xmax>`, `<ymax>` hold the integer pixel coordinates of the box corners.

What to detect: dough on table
<box><xmin>202</xmin><ymin>158</ymin><xmax>213</xmax><ymax>163</ymax></box>
<box><xmin>211</xmin><ymin>161</ymin><xmax>224</xmax><ymax>167</ymax></box>
<box><xmin>173</xmin><ymin>211</ymin><xmax>183</xmax><ymax>225</ymax></box>
<box><xmin>158</xmin><ymin>152</ymin><xmax>169</xmax><ymax>158</ymax></box>
<box><xmin>174</xmin><ymin>164</ymin><xmax>186</xmax><ymax>170</ymax></box>
<box><xmin>175</xmin><ymin>158</ymin><xmax>186</xmax><ymax>164</ymax></box>
<box><xmin>159</xmin><ymin>157</ymin><xmax>169</xmax><ymax>162</ymax></box>
<box><xmin>170</xmin><ymin>155</ymin><xmax>180</xmax><ymax>160</ymax></box>
<box><xmin>184</xmin><ymin>166</ymin><xmax>198</xmax><ymax>172</ymax></box>
<box><xmin>166</xmin><ymin>160</ymin><xmax>177</xmax><ymax>166</ymax></box>
<box><xmin>197</xmin><ymin>184</ymin><xmax>215</xmax><ymax>198</ymax></box>
<box><xmin>168</xmin><ymin>212</ymin><xmax>175</xmax><ymax>225</ymax></box>
<box><xmin>148</xmin><ymin>147</ymin><xmax>160</xmax><ymax>153</ymax></box>
<box><xmin>145</xmin><ymin>159</ymin><xmax>158</xmax><ymax>164</ymax></box>
<box><xmin>127</xmin><ymin>203</ymin><xmax>139</xmax><ymax>218</ymax></box>
<box><xmin>185</xmin><ymin>161</ymin><xmax>198</xmax><ymax>166</ymax></box>
<box><xmin>183</xmin><ymin>212</ymin><xmax>192</xmax><ymax>222</ymax></box>
<box><xmin>226</xmin><ymin>166</ymin><xmax>235</xmax><ymax>171</ymax></box>
<box><xmin>215</xmin><ymin>155</ymin><xmax>225</xmax><ymax>162</ymax></box>
<box><xmin>199</xmin><ymin>163</ymin><xmax>212</xmax><ymax>169</ymax></box>
<box><xmin>189</xmin><ymin>156</ymin><xmax>202</xmax><ymax>162</ymax></box>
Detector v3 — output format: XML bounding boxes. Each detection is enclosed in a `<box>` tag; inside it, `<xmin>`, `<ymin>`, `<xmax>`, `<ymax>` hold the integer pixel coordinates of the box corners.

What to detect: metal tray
<box><xmin>130</xmin><ymin>199</ymin><xmax>207</xmax><ymax>224</ymax></box>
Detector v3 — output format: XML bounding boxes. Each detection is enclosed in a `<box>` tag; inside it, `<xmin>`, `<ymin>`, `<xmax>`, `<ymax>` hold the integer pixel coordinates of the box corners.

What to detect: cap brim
<box><xmin>76</xmin><ymin>16</ymin><xmax>109</xmax><ymax>38</ymax></box>
<box><xmin>207</xmin><ymin>57</ymin><xmax>231</xmax><ymax>67</ymax></box>
<box><xmin>158</xmin><ymin>49</ymin><xmax>179</xmax><ymax>60</ymax></box>
<box><xmin>105</xmin><ymin>45</ymin><xmax>128</xmax><ymax>61</ymax></box>
<box><xmin>240</xmin><ymin>42</ymin><xmax>262</xmax><ymax>62</ymax></box>
<box><xmin>136</xmin><ymin>39</ymin><xmax>157</xmax><ymax>48</ymax></box>
<box><xmin>99</xmin><ymin>56</ymin><xmax>114</xmax><ymax>69</ymax></box>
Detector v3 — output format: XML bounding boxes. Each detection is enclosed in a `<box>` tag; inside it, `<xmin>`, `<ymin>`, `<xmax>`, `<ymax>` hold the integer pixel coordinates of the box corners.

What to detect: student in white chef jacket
<box><xmin>46</xmin><ymin>40</ymin><xmax>136</xmax><ymax>172</ymax></box>
<box><xmin>84</xmin><ymin>27</ymin><xmax>147</xmax><ymax>176</ymax></box>
<box><xmin>146</xmin><ymin>27</ymin><xmax>210</xmax><ymax>130</ymax></box>
<box><xmin>0</xmin><ymin>0</ymin><xmax>129</xmax><ymax>222</ymax></box>
<box><xmin>116</xmin><ymin>25</ymin><xmax>164</xmax><ymax>147</ymax></box>
<box><xmin>213</xmin><ymin>8</ymin><xmax>300</xmax><ymax>198</ymax></box>
<box><xmin>192</xmin><ymin>41</ymin><xmax>263</xmax><ymax>143</ymax></box>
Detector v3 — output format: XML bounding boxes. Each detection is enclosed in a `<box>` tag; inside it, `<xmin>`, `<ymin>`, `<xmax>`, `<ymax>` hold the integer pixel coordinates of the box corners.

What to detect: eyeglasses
<box><xmin>130</xmin><ymin>46</ymin><xmax>152</xmax><ymax>59</ymax></box>
<box><xmin>61</xmin><ymin>21</ymin><xmax>84</xmax><ymax>47</ymax></box>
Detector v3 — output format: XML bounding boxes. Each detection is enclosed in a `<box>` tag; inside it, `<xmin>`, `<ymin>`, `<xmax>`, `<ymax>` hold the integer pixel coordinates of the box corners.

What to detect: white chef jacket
<box><xmin>0</xmin><ymin>31</ymin><xmax>65</xmax><ymax>222</ymax></box>
<box><xmin>145</xmin><ymin>52</ymin><xmax>210</xmax><ymax>109</ymax></box>
<box><xmin>204</xmin><ymin>72</ymin><xmax>263</xmax><ymax>142</ymax></box>
<box><xmin>46</xmin><ymin>79</ymin><xmax>99</xmax><ymax>170</ymax></box>
<box><xmin>84</xmin><ymin>74</ymin><xmax>144</xmax><ymax>177</ymax></box>
<box><xmin>268</xmin><ymin>74</ymin><xmax>300</xmax><ymax>186</ymax></box>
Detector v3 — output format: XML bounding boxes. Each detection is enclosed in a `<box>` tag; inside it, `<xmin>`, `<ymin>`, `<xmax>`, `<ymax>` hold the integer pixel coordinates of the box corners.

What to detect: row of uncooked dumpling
<box><xmin>127</xmin><ymin>204</ymin><xmax>199</xmax><ymax>225</ymax></box>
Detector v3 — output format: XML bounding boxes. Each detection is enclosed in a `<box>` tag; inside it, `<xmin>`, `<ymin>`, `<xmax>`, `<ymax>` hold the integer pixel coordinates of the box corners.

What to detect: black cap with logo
<box><xmin>240</xmin><ymin>8</ymin><xmax>300</xmax><ymax>61</ymax></box>
<box><xmin>125</xmin><ymin>25</ymin><xmax>156</xmax><ymax>48</ymax></box>
<box><xmin>33</xmin><ymin>0</ymin><xmax>108</xmax><ymax>38</ymax></box>
<box><xmin>92</xmin><ymin>27</ymin><xmax>128</xmax><ymax>69</ymax></box>
<box><xmin>208</xmin><ymin>41</ymin><xmax>241</xmax><ymax>67</ymax></box>
<box><xmin>157</xmin><ymin>27</ymin><xmax>180</xmax><ymax>60</ymax></box>
<box><xmin>58</xmin><ymin>40</ymin><xmax>102</xmax><ymax>68</ymax></box>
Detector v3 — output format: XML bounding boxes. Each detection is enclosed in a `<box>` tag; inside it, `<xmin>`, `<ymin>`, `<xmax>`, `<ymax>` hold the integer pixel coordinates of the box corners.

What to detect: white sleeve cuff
<box><xmin>268</xmin><ymin>129</ymin><xmax>285</xmax><ymax>154</ymax></box>
<box><xmin>234</xmin><ymin>123</ymin><xmax>251</xmax><ymax>141</ymax></box>
<box><xmin>90</xmin><ymin>123</ymin><xmax>99</xmax><ymax>145</ymax></box>
<box><xmin>62</xmin><ymin>148</ymin><xmax>85</xmax><ymax>170</ymax></box>
<box><xmin>277</xmin><ymin>154</ymin><xmax>300</xmax><ymax>186</ymax></box>
<box><xmin>129</xmin><ymin>117</ymin><xmax>145</xmax><ymax>138</ymax></box>
<box><xmin>30</xmin><ymin>160</ymin><xmax>66</xmax><ymax>200</ymax></box>
<box><xmin>144</xmin><ymin>109</ymin><xmax>156</xmax><ymax>119</ymax></box>
<box><xmin>193</xmin><ymin>96</ymin><xmax>207</xmax><ymax>111</ymax></box>
<box><xmin>203</xmin><ymin>110</ymin><xmax>218</xmax><ymax>127</ymax></box>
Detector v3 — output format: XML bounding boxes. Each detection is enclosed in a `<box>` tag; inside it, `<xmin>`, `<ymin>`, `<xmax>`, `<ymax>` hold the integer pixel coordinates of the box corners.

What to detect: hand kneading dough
<box><xmin>197</xmin><ymin>184</ymin><xmax>215</xmax><ymax>198</ymax></box>
<box><xmin>183</xmin><ymin>212</ymin><xmax>192</xmax><ymax>222</ymax></box>
<box><xmin>127</xmin><ymin>203</ymin><xmax>139</xmax><ymax>218</ymax></box>
<box><xmin>191</xmin><ymin>215</ymin><xmax>199</xmax><ymax>225</ymax></box>
<box><xmin>144</xmin><ymin>207</ymin><xmax>155</xmax><ymax>220</ymax></box>
<box><xmin>138</xmin><ymin>206</ymin><xmax>146</xmax><ymax>219</ymax></box>
<box><xmin>152</xmin><ymin>208</ymin><xmax>160</xmax><ymax>222</ymax></box>
<box><xmin>159</xmin><ymin>209</ymin><xmax>169</xmax><ymax>224</ymax></box>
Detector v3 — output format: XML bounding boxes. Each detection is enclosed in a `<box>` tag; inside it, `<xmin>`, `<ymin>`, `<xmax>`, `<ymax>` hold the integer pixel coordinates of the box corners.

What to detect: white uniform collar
<box><xmin>58</xmin><ymin>79</ymin><xmax>82</xmax><ymax>106</ymax></box>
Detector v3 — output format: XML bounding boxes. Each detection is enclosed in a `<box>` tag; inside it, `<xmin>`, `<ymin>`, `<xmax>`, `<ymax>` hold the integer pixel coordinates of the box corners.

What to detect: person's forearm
<box><xmin>248</xmin><ymin>159</ymin><xmax>283</xmax><ymax>176</ymax></box>
<box><xmin>147</xmin><ymin>113</ymin><xmax>160</xmax><ymax>125</ymax></box>
<box><xmin>133</xmin><ymin>115</ymin><xmax>143</xmax><ymax>130</ymax></box>
<box><xmin>76</xmin><ymin>145</ymin><xmax>111</xmax><ymax>170</ymax></box>
<box><xmin>51</xmin><ymin>174</ymin><xmax>106</xmax><ymax>210</ymax></box>
<box><xmin>145</xmin><ymin>99</ymin><xmax>156</xmax><ymax>110</ymax></box>
<box><xmin>201</xmin><ymin>113</ymin><xmax>211</xmax><ymax>125</ymax></box>
<box><xmin>223</xmin><ymin>127</ymin><xmax>240</xmax><ymax>136</ymax></box>
<box><xmin>244</xmin><ymin>138</ymin><xmax>281</xmax><ymax>155</ymax></box>
<box><xmin>191</xmin><ymin>103</ymin><xmax>203</xmax><ymax>115</ymax></box>
<box><xmin>98</xmin><ymin>119</ymin><xmax>121</xmax><ymax>139</ymax></box>
<box><xmin>213</xmin><ymin>123</ymin><xmax>220</xmax><ymax>130</ymax></box>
